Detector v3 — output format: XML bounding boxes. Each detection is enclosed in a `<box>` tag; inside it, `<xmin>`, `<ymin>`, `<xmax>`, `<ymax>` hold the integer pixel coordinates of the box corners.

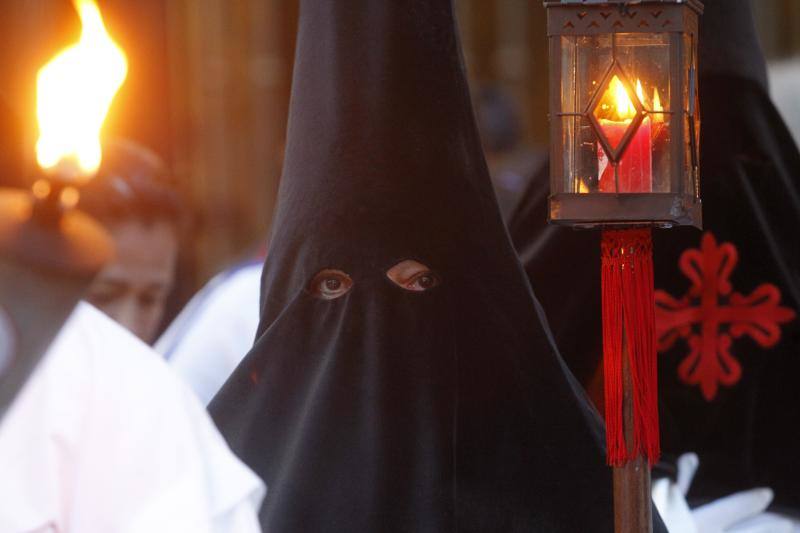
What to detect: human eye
<box><xmin>308</xmin><ymin>269</ymin><xmax>353</xmax><ymax>300</ymax></box>
<box><xmin>386</xmin><ymin>260</ymin><xmax>441</xmax><ymax>292</ymax></box>
<box><xmin>404</xmin><ymin>270</ymin><xmax>441</xmax><ymax>291</ymax></box>
<box><xmin>86</xmin><ymin>282</ymin><xmax>125</xmax><ymax>306</ymax></box>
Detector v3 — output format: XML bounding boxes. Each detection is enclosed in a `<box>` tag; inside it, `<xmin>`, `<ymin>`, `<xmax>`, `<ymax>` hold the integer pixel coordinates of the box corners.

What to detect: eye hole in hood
<box><xmin>308</xmin><ymin>269</ymin><xmax>354</xmax><ymax>300</ymax></box>
<box><xmin>386</xmin><ymin>260</ymin><xmax>441</xmax><ymax>292</ymax></box>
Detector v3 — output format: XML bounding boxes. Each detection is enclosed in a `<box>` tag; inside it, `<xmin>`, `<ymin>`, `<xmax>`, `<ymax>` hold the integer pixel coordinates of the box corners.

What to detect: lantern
<box><xmin>546</xmin><ymin>0</ymin><xmax>702</xmax><ymax>228</ymax></box>
<box><xmin>544</xmin><ymin>2</ymin><xmax>703</xmax><ymax>532</ymax></box>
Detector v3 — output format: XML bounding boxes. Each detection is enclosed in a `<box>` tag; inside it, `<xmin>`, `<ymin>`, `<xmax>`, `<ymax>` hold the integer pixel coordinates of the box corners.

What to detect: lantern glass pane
<box><xmin>602</xmin><ymin>33</ymin><xmax>673</xmax><ymax>193</ymax></box>
<box><xmin>560</xmin><ymin>36</ymin><xmax>577</xmax><ymax>112</ymax></box>
<box><xmin>615</xmin><ymin>33</ymin><xmax>671</xmax><ymax>113</ymax></box>
<box><xmin>694</xmin><ymin>51</ymin><xmax>700</xmax><ymax>172</ymax></box>
<box><xmin>556</xmin><ymin>35</ymin><xmax>611</xmax><ymax>195</ymax></box>
<box><xmin>684</xmin><ymin>33</ymin><xmax>692</xmax><ymax>193</ymax></box>
<box><xmin>561</xmin><ymin>116</ymin><xmax>601</xmax><ymax>194</ymax></box>
<box><xmin>684</xmin><ymin>108</ymin><xmax>692</xmax><ymax>193</ymax></box>
<box><xmin>577</xmin><ymin>35</ymin><xmax>612</xmax><ymax>113</ymax></box>
<box><xmin>684</xmin><ymin>33</ymin><xmax>691</xmax><ymax>113</ymax></box>
<box><xmin>591</xmin><ymin>72</ymin><xmax>642</xmax><ymax>154</ymax></box>
<box><xmin>560</xmin><ymin>115</ymin><xmax>575</xmax><ymax>192</ymax></box>
<box><xmin>651</xmin><ymin>111</ymin><xmax>672</xmax><ymax>193</ymax></box>
<box><xmin>685</xmin><ymin>32</ymin><xmax>700</xmax><ymax>197</ymax></box>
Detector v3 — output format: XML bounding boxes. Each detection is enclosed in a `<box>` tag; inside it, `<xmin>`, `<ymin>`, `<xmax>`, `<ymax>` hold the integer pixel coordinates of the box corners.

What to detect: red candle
<box><xmin>598</xmin><ymin>117</ymin><xmax>653</xmax><ymax>193</ymax></box>
<box><xmin>593</xmin><ymin>75</ymin><xmax>654</xmax><ymax>193</ymax></box>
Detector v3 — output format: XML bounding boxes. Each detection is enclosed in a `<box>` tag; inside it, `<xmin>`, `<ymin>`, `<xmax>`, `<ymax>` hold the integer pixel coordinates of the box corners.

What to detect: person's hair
<box><xmin>78</xmin><ymin>138</ymin><xmax>184</xmax><ymax>228</ymax></box>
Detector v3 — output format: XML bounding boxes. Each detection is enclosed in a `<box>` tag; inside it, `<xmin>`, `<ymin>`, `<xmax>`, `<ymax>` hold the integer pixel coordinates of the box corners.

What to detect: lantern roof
<box><xmin>544</xmin><ymin>0</ymin><xmax>703</xmax><ymax>14</ymax></box>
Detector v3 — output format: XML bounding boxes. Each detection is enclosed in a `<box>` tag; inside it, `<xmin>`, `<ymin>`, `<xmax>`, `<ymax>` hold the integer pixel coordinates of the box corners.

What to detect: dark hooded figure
<box><xmin>507</xmin><ymin>0</ymin><xmax>800</xmax><ymax>511</ymax></box>
<box><xmin>209</xmin><ymin>2</ymin><xmax>668</xmax><ymax>531</ymax></box>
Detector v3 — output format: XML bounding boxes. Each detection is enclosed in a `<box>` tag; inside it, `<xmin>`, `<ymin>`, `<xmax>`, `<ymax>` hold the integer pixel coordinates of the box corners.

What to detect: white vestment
<box><xmin>0</xmin><ymin>302</ymin><xmax>265</xmax><ymax>533</ymax></box>
<box><xmin>158</xmin><ymin>262</ymin><xmax>262</xmax><ymax>405</ymax></box>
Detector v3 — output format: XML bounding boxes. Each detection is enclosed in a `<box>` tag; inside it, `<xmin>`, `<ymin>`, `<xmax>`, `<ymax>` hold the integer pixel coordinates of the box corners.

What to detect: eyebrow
<box><xmin>386</xmin><ymin>260</ymin><xmax>432</xmax><ymax>285</ymax></box>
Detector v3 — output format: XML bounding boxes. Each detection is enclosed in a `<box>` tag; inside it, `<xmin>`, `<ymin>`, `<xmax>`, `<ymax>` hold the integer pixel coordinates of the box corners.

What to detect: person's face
<box><xmin>86</xmin><ymin>219</ymin><xmax>178</xmax><ymax>344</ymax></box>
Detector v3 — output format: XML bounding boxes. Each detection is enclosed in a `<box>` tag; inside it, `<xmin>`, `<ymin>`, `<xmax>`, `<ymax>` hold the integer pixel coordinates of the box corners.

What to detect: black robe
<box><xmin>209</xmin><ymin>1</ymin><xmax>666</xmax><ymax>531</ymax></box>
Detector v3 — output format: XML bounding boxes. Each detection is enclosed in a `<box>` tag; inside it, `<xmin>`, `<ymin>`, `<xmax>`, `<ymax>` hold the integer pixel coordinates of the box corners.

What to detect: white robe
<box><xmin>0</xmin><ymin>302</ymin><xmax>265</xmax><ymax>533</ymax></box>
<box><xmin>157</xmin><ymin>263</ymin><xmax>262</xmax><ymax>405</ymax></box>
<box><xmin>769</xmin><ymin>58</ymin><xmax>800</xmax><ymax>148</ymax></box>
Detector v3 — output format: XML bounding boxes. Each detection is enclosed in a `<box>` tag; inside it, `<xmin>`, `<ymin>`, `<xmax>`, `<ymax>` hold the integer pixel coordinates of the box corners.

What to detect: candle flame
<box><xmin>635</xmin><ymin>79</ymin><xmax>645</xmax><ymax>105</ymax></box>
<box><xmin>36</xmin><ymin>0</ymin><xmax>128</xmax><ymax>181</ymax></box>
<box><xmin>651</xmin><ymin>87</ymin><xmax>664</xmax><ymax>125</ymax></box>
<box><xmin>653</xmin><ymin>88</ymin><xmax>663</xmax><ymax>113</ymax></box>
<box><xmin>596</xmin><ymin>75</ymin><xmax>637</xmax><ymax>123</ymax></box>
<box><xmin>596</xmin><ymin>76</ymin><xmax>666</xmax><ymax>127</ymax></box>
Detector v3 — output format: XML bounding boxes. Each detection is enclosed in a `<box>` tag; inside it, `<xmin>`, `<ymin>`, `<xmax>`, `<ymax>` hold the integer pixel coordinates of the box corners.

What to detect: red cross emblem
<box><xmin>654</xmin><ymin>232</ymin><xmax>796</xmax><ymax>401</ymax></box>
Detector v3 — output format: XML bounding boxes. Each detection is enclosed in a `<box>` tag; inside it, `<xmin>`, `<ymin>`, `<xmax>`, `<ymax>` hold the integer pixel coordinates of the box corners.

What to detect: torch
<box><xmin>543</xmin><ymin>1</ymin><xmax>702</xmax><ymax>531</ymax></box>
<box><xmin>0</xmin><ymin>0</ymin><xmax>127</xmax><ymax>421</ymax></box>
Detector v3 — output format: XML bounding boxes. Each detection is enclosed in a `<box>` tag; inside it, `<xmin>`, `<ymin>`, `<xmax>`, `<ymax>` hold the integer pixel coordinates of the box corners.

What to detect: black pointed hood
<box><xmin>507</xmin><ymin>0</ymin><xmax>800</xmax><ymax>510</ymax></box>
<box><xmin>210</xmin><ymin>2</ymin><xmax>652</xmax><ymax>531</ymax></box>
<box><xmin>700</xmin><ymin>0</ymin><xmax>768</xmax><ymax>90</ymax></box>
<box><xmin>253</xmin><ymin>1</ymin><xmax>511</xmax><ymax>319</ymax></box>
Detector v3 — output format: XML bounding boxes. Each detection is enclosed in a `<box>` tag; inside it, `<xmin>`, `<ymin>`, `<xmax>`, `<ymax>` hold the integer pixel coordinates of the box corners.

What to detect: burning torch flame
<box><xmin>36</xmin><ymin>0</ymin><xmax>128</xmax><ymax>181</ymax></box>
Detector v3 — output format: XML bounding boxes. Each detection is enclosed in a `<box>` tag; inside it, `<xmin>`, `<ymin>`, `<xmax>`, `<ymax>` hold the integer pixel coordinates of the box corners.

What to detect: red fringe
<box><xmin>601</xmin><ymin>228</ymin><xmax>660</xmax><ymax>467</ymax></box>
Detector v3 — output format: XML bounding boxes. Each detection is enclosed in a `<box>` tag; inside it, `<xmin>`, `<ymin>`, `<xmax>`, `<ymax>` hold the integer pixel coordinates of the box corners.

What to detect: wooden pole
<box><xmin>613</xmin><ymin>325</ymin><xmax>652</xmax><ymax>533</ymax></box>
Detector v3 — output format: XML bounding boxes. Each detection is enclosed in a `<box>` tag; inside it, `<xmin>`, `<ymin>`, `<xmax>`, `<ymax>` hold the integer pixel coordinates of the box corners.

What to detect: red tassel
<box><xmin>601</xmin><ymin>228</ymin><xmax>660</xmax><ymax>467</ymax></box>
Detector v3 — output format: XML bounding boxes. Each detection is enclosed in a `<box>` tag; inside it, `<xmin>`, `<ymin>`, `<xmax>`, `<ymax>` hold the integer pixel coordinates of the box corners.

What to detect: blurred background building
<box><xmin>0</xmin><ymin>0</ymin><xmax>797</xmax><ymax>333</ymax></box>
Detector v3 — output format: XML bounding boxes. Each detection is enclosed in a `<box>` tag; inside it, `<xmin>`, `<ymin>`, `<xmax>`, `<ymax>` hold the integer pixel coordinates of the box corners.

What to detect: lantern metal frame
<box><xmin>545</xmin><ymin>0</ymin><xmax>703</xmax><ymax>228</ymax></box>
